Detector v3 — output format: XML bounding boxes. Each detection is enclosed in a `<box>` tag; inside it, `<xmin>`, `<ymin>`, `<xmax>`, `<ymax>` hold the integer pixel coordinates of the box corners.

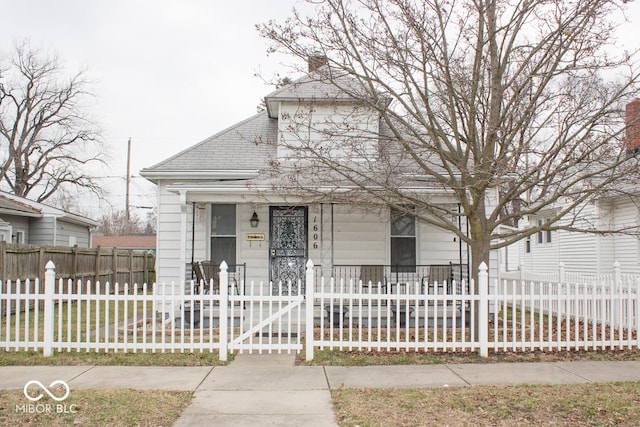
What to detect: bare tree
<box><xmin>0</xmin><ymin>41</ymin><xmax>106</xmax><ymax>203</ymax></box>
<box><xmin>259</xmin><ymin>0</ymin><xmax>640</xmax><ymax>278</ymax></box>
<box><xmin>96</xmin><ymin>210</ymin><xmax>146</xmax><ymax>236</ymax></box>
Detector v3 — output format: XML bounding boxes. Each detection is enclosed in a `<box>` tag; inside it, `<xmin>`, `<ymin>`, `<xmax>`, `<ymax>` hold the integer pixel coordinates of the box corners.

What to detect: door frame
<box><xmin>268</xmin><ymin>206</ymin><xmax>309</xmax><ymax>286</ymax></box>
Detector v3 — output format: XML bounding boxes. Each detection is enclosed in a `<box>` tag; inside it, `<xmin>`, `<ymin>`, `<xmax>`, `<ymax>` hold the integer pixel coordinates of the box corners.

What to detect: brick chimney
<box><xmin>626</xmin><ymin>98</ymin><xmax>640</xmax><ymax>155</ymax></box>
<box><xmin>308</xmin><ymin>54</ymin><xmax>328</xmax><ymax>72</ymax></box>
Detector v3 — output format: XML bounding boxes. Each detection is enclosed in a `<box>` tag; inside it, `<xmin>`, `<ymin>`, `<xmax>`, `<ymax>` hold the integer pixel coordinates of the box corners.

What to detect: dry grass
<box><xmin>314</xmin><ymin>347</ymin><xmax>640</xmax><ymax>425</ymax></box>
<box><xmin>0</xmin><ymin>349</ymin><xmax>228</xmax><ymax>366</ymax></box>
<box><xmin>301</xmin><ymin>347</ymin><xmax>640</xmax><ymax>366</ymax></box>
<box><xmin>333</xmin><ymin>382</ymin><xmax>640</xmax><ymax>426</ymax></box>
<box><xmin>0</xmin><ymin>388</ymin><xmax>192</xmax><ymax>426</ymax></box>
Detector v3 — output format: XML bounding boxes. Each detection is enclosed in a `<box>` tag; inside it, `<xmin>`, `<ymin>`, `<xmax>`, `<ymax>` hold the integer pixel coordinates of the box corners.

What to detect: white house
<box><xmin>518</xmin><ymin>98</ymin><xmax>640</xmax><ymax>276</ymax></box>
<box><xmin>141</xmin><ymin>59</ymin><xmax>501</xmax><ymax>293</ymax></box>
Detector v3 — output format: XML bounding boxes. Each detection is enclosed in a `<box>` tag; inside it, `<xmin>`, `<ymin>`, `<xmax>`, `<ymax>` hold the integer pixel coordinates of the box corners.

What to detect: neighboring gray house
<box><xmin>0</xmin><ymin>191</ymin><xmax>98</xmax><ymax>247</ymax></box>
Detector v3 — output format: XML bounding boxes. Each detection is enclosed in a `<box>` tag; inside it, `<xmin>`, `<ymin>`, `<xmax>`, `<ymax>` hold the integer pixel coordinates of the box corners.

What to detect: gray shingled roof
<box><xmin>143</xmin><ymin>66</ymin><xmax>380</xmax><ymax>176</ymax></box>
<box><xmin>143</xmin><ymin>113</ymin><xmax>277</xmax><ymax>172</ymax></box>
<box><xmin>0</xmin><ymin>191</ymin><xmax>99</xmax><ymax>226</ymax></box>
<box><xmin>265</xmin><ymin>69</ymin><xmax>367</xmax><ymax>100</ymax></box>
<box><xmin>264</xmin><ymin>68</ymin><xmax>372</xmax><ymax>118</ymax></box>
<box><xmin>0</xmin><ymin>193</ymin><xmax>41</xmax><ymax>216</ymax></box>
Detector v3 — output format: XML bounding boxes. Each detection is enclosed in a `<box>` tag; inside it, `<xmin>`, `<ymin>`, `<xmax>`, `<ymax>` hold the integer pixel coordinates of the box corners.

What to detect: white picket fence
<box><xmin>501</xmin><ymin>261</ymin><xmax>640</xmax><ymax>289</ymax></box>
<box><xmin>1</xmin><ymin>260</ymin><xmax>638</xmax><ymax>361</ymax></box>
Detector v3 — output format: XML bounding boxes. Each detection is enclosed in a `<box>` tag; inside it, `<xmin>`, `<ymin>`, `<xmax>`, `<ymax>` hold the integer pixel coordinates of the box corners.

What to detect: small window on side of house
<box><xmin>525</xmin><ymin>236</ymin><xmax>531</xmax><ymax>253</ymax></box>
<box><xmin>537</xmin><ymin>219</ymin><xmax>544</xmax><ymax>244</ymax></box>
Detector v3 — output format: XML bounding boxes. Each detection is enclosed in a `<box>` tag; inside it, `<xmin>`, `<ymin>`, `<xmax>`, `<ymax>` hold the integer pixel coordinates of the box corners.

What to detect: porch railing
<box><xmin>191</xmin><ymin>262</ymin><xmax>246</xmax><ymax>295</ymax></box>
<box><xmin>331</xmin><ymin>263</ymin><xmax>469</xmax><ymax>294</ymax></box>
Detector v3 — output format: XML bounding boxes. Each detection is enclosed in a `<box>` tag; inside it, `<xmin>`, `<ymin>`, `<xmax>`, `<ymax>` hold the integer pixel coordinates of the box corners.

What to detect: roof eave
<box><xmin>0</xmin><ymin>208</ymin><xmax>42</xmax><ymax>218</ymax></box>
<box><xmin>140</xmin><ymin>169</ymin><xmax>260</xmax><ymax>183</ymax></box>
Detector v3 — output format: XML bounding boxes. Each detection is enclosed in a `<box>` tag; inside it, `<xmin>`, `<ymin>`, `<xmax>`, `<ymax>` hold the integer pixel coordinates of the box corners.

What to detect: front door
<box><xmin>269</xmin><ymin>206</ymin><xmax>308</xmax><ymax>295</ymax></box>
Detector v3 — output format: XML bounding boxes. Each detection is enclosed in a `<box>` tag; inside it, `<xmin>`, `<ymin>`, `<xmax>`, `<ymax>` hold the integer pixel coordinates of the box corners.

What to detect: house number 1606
<box><xmin>312</xmin><ymin>216</ymin><xmax>319</xmax><ymax>249</ymax></box>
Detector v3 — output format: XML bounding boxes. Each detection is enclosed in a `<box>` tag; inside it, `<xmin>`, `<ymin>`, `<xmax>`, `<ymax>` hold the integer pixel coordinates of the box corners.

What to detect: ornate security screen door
<box><xmin>269</xmin><ymin>206</ymin><xmax>308</xmax><ymax>295</ymax></box>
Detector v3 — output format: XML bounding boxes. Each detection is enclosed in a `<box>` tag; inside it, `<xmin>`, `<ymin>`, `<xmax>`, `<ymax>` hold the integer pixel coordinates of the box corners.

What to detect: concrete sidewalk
<box><xmin>2</xmin><ymin>358</ymin><xmax>640</xmax><ymax>426</ymax></box>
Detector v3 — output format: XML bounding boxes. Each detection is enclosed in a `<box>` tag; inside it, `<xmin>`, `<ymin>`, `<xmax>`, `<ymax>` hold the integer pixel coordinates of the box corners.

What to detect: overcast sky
<box><xmin>0</xmin><ymin>0</ymin><xmax>305</xmax><ymax>217</ymax></box>
<box><xmin>1</xmin><ymin>0</ymin><xmax>639</xmax><ymax>219</ymax></box>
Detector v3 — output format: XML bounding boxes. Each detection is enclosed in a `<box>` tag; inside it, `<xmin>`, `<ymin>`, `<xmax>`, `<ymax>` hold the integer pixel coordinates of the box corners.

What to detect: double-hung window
<box><xmin>390</xmin><ymin>208</ymin><xmax>416</xmax><ymax>272</ymax></box>
<box><xmin>210</xmin><ymin>204</ymin><xmax>236</xmax><ymax>269</ymax></box>
<box><xmin>537</xmin><ymin>218</ymin><xmax>553</xmax><ymax>244</ymax></box>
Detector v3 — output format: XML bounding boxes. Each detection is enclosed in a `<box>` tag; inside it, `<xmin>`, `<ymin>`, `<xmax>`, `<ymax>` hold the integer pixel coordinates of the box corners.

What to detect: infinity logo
<box><xmin>23</xmin><ymin>380</ymin><xmax>70</xmax><ymax>402</ymax></box>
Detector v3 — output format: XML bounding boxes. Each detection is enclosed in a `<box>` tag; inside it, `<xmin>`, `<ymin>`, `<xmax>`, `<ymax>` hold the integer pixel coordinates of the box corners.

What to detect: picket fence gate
<box><xmin>1</xmin><ymin>260</ymin><xmax>638</xmax><ymax>361</ymax></box>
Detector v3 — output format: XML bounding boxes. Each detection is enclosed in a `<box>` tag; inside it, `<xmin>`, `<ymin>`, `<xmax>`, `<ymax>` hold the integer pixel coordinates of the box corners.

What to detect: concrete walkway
<box><xmin>2</xmin><ymin>358</ymin><xmax>640</xmax><ymax>426</ymax></box>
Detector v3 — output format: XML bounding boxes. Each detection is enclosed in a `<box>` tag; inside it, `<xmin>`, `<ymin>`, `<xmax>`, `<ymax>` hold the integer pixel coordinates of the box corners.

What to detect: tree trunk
<box><xmin>467</xmin><ymin>194</ymin><xmax>492</xmax><ymax>340</ymax></box>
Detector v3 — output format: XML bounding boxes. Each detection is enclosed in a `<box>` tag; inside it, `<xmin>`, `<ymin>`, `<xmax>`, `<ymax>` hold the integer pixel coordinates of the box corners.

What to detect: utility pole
<box><xmin>126</xmin><ymin>137</ymin><xmax>131</xmax><ymax>222</ymax></box>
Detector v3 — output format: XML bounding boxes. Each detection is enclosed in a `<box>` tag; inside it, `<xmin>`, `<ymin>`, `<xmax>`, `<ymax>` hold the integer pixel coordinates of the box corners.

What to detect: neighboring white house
<box><xmin>0</xmin><ymin>191</ymin><xmax>99</xmax><ymax>247</ymax></box>
<box><xmin>141</xmin><ymin>59</ymin><xmax>500</xmax><ymax>292</ymax></box>
<box><xmin>517</xmin><ymin>98</ymin><xmax>640</xmax><ymax>276</ymax></box>
<box><xmin>517</xmin><ymin>195</ymin><xmax>640</xmax><ymax>276</ymax></box>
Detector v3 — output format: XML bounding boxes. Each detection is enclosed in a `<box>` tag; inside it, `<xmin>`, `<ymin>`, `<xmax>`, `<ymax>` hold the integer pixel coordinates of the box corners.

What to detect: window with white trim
<box><xmin>210</xmin><ymin>204</ymin><xmax>236</xmax><ymax>268</ymax></box>
<box><xmin>390</xmin><ymin>208</ymin><xmax>416</xmax><ymax>272</ymax></box>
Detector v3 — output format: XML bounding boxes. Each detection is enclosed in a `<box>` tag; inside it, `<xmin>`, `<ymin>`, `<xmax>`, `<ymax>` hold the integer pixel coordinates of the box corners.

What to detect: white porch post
<box><xmin>305</xmin><ymin>260</ymin><xmax>315</xmax><ymax>361</ymax></box>
<box><xmin>179</xmin><ymin>191</ymin><xmax>187</xmax><ymax>282</ymax></box>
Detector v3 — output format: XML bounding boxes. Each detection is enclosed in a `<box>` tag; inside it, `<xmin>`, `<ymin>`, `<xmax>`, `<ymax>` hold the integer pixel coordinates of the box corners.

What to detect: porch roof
<box><xmin>164</xmin><ymin>177</ymin><xmax>457</xmax><ymax>205</ymax></box>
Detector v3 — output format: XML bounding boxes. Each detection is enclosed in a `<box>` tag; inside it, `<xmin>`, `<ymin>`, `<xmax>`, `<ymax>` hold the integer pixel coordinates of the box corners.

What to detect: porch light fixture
<box><xmin>250</xmin><ymin>211</ymin><xmax>259</xmax><ymax>228</ymax></box>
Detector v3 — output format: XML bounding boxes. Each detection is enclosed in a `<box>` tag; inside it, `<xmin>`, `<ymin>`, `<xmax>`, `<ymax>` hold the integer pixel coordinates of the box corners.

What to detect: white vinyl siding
<box><xmin>611</xmin><ymin>198</ymin><xmax>640</xmax><ymax>272</ymax></box>
<box><xmin>277</xmin><ymin>102</ymin><xmax>380</xmax><ymax>160</ymax></box>
<box><xmin>418</xmin><ymin>222</ymin><xmax>464</xmax><ymax>265</ymax></box>
<box><xmin>517</xmin><ymin>200</ymin><xmax>640</xmax><ymax>276</ymax></box>
<box><xmin>30</xmin><ymin>217</ymin><xmax>90</xmax><ymax>247</ymax></box>
<box><xmin>155</xmin><ymin>184</ymin><xmax>184</xmax><ymax>284</ymax></box>
<box><xmin>331</xmin><ymin>205</ymin><xmax>387</xmax><ymax>266</ymax></box>
<box><xmin>238</xmin><ymin>204</ymin><xmax>270</xmax><ymax>283</ymax></box>
<box><xmin>557</xmin><ymin>203</ymin><xmax>599</xmax><ymax>274</ymax></box>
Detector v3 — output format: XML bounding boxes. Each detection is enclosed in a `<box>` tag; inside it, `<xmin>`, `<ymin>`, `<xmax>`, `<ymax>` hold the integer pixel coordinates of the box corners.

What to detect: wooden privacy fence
<box><xmin>0</xmin><ymin>242</ymin><xmax>155</xmax><ymax>291</ymax></box>
<box><xmin>1</xmin><ymin>260</ymin><xmax>638</xmax><ymax>359</ymax></box>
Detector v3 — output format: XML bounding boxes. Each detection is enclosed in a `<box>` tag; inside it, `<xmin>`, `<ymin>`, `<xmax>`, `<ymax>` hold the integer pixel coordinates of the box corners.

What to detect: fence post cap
<box><xmin>219</xmin><ymin>261</ymin><xmax>228</xmax><ymax>271</ymax></box>
<box><xmin>479</xmin><ymin>262</ymin><xmax>488</xmax><ymax>272</ymax></box>
<box><xmin>45</xmin><ymin>260</ymin><xmax>56</xmax><ymax>270</ymax></box>
<box><xmin>613</xmin><ymin>260</ymin><xmax>621</xmax><ymax>268</ymax></box>
<box><xmin>306</xmin><ymin>259</ymin><xmax>314</xmax><ymax>269</ymax></box>
<box><xmin>558</xmin><ymin>261</ymin><xmax>565</xmax><ymax>267</ymax></box>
